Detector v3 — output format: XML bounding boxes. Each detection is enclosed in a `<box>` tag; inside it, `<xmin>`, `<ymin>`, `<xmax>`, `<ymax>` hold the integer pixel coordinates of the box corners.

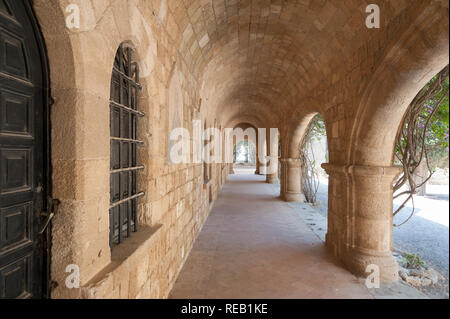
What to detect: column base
<box><xmin>266</xmin><ymin>176</ymin><xmax>279</xmax><ymax>184</ymax></box>
<box><xmin>340</xmin><ymin>248</ymin><xmax>399</xmax><ymax>283</ymax></box>
<box><xmin>282</xmin><ymin>192</ymin><xmax>303</xmax><ymax>202</ymax></box>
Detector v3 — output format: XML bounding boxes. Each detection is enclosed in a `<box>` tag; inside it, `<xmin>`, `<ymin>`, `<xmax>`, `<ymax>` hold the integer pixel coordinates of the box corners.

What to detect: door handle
<box><xmin>39</xmin><ymin>212</ymin><xmax>55</xmax><ymax>235</ymax></box>
<box><xmin>39</xmin><ymin>199</ymin><xmax>60</xmax><ymax>235</ymax></box>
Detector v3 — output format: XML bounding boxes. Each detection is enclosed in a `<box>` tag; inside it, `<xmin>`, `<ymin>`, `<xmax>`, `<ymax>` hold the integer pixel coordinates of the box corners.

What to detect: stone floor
<box><xmin>169</xmin><ymin>174</ymin><xmax>372</xmax><ymax>299</ymax></box>
<box><xmin>285</xmin><ymin>197</ymin><xmax>429</xmax><ymax>299</ymax></box>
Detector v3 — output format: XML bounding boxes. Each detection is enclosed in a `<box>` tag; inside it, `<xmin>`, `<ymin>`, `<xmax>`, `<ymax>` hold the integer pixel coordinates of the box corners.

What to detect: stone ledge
<box><xmin>81</xmin><ymin>225</ymin><xmax>163</xmax><ymax>298</ymax></box>
<box><xmin>110</xmin><ymin>225</ymin><xmax>163</xmax><ymax>263</ymax></box>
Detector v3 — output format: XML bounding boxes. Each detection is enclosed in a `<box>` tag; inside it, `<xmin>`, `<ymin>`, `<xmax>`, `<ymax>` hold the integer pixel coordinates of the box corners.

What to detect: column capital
<box><xmin>321</xmin><ymin>163</ymin><xmax>402</xmax><ymax>178</ymax></box>
<box><xmin>280</xmin><ymin>157</ymin><xmax>301</xmax><ymax>162</ymax></box>
<box><xmin>280</xmin><ymin>158</ymin><xmax>302</xmax><ymax>167</ymax></box>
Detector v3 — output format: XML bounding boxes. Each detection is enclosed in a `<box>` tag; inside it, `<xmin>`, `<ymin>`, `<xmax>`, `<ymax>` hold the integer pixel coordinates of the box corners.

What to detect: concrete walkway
<box><xmin>169</xmin><ymin>174</ymin><xmax>372</xmax><ymax>299</ymax></box>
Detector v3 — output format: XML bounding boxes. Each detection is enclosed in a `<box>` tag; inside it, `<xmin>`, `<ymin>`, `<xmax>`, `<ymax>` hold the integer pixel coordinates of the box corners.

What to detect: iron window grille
<box><xmin>109</xmin><ymin>44</ymin><xmax>145</xmax><ymax>250</ymax></box>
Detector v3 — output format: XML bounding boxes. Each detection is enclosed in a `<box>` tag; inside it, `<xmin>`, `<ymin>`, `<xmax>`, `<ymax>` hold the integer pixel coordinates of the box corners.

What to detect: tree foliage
<box><xmin>300</xmin><ymin>114</ymin><xmax>326</xmax><ymax>204</ymax></box>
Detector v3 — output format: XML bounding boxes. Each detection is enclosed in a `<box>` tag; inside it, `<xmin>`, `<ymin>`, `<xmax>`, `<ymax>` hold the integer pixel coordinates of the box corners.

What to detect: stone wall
<box><xmin>34</xmin><ymin>0</ymin><xmax>225</xmax><ymax>299</ymax></box>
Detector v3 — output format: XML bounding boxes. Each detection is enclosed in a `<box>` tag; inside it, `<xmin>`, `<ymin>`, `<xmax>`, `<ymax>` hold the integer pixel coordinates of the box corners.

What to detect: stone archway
<box><xmin>280</xmin><ymin>113</ymin><xmax>323</xmax><ymax>202</ymax></box>
<box><xmin>323</xmin><ymin>3</ymin><xmax>449</xmax><ymax>282</ymax></box>
<box><xmin>229</xmin><ymin>123</ymin><xmax>258</xmax><ymax>175</ymax></box>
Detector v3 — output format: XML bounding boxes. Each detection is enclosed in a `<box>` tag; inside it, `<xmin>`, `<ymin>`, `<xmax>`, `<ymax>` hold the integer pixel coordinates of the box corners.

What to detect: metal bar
<box><xmin>110</xmin><ymin>137</ymin><xmax>144</xmax><ymax>144</ymax></box>
<box><xmin>134</xmin><ymin>63</ymin><xmax>140</xmax><ymax>110</ymax></box>
<box><xmin>119</xmin><ymin>45</ymin><xmax>124</xmax><ymax>105</ymax></box>
<box><xmin>109</xmin><ymin>209</ymin><xmax>114</xmax><ymax>249</ymax></box>
<box><xmin>127</xmin><ymin>49</ymin><xmax>133</xmax><ymax>214</ymax></box>
<box><xmin>118</xmin><ymin>205</ymin><xmax>123</xmax><ymax>244</ymax></box>
<box><xmin>133</xmin><ymin>199</ymin><xmax>138</xmax><ymax>232</ymax></box>
<box><xmin>110</xmin><ymin>192</ymin><xmax>145</xmax><ymax>209</ymax></box>
<box><xmin>118</xmin><ymin>46</ymin><xmax>124</xmax><ymax>178</ymax></box>
<box><xmin>127</xmin><ymin>201</ymin><xmax>132</xmax><ymax>238</ymax></box>
<box><xmin>110</xmin><ymin>165</ymin><xmax>144</xmax><ymax>174</ymax></box>
<box><xmin>113</xmin><ymin>67</ymin><xmax>142</xmax><ymax>90</ymax></box>
<box><xmin>127</xmin><ymin>47</ymin><xmax>132</xmax><ymax>109</ymax></box>
<box><xmin>110</xmin><ymin>100</ymin><xmax>145</xmax><ymax>117</ymax></box>
<box><xmin>134</xmin><ymin>63</ymin><xmax>140</xmax><ymax>84</ymax></box>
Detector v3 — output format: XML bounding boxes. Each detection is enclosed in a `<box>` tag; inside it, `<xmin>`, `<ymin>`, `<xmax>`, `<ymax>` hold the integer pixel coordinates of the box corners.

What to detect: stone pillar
<box><xmin>266</xmin><ymin>129</ymin><xmax>279</xmax><ymax>184</ymax></box>
<box><xmin>258</xmin><ymin>134</ymin><xmax>267</xmax><ymax>175</ymax></box>
<box><xmin>255</xmin><ymin>138</ymin><xmax>260</xmax><ymax>175</ymax></box>
<box><xmin>280</xmin><ymin>158</ymin><xmax>303</xmax><ymax>202</ymax></box>
<box><xmin>322</xmin><ymin>163</ymin><xmax>402</xmax><ymax>282</ymax></box>
<box><xmin>228</xmin><ymin>135</ymin><xmax>235</xmax><ymax>175</ymax></box>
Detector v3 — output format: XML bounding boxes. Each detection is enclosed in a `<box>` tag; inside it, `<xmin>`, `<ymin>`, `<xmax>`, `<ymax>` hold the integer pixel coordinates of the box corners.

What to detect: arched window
<box><xmin>109</xmin><ymin>44</ymin><xmax>145</xmax><ymax>250</ymax></box>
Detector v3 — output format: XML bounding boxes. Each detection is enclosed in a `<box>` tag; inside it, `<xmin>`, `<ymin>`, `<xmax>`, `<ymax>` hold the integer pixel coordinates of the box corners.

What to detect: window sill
<box><xmin>109</xmin><ymin>225</ymin><xmax>162</xmax><ymax>263</ymax></box>
<box><xmin>82</xmin><ymin>225</ymin><xmax>162</xmax><ymax>296</ymax></box>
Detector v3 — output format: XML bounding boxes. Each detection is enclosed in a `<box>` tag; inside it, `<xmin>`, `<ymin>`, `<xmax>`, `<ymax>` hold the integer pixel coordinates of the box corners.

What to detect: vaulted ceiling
<box><xmin>153</xmin><ymin>0</ymin><xmax>419</xmax><ymax>127</ymax></box>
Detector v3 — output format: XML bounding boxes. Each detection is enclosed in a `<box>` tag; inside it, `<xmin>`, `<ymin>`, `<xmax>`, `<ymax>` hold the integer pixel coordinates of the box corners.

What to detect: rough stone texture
<box><xmin>322</xmin><ymin>164</ymin><xmax>403</xmax><ymax>282</ymax></box>
<box><xmin>30</xmin><ymin>0</ymin><xmax>449</xmax><ymax>298</ymax></box>
<box><xmin>398</xmin><ymin>262</ymin><xmax>442</xmax><ymax>287</ymax></box>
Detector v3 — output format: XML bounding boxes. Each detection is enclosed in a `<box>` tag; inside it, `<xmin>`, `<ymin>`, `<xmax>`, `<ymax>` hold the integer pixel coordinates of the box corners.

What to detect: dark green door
<box><xmin>0</xmin><ymin>0</ymin><xmax>49</xmax><ymax>299</ymax></box>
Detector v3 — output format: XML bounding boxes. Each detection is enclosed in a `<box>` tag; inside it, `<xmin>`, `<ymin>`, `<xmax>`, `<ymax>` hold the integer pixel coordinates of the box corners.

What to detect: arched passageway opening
<box><xmin>322</xmin><ymin>10</ymin><xmax>449</xmax><ymax>282</ymax></box>
<box><xmin>233</xmin><ymin>139</ymin><xmax>257</xmax><ymax>174</ymax></box>
<box><xmin>389</xmin><ymin>66</ymin><xmax>449</xmax><ymax>289</ymax></box>
<box><xmin>299</xmin><ymin>114</ymin><xmax>328</xmax><ymax>206</ymax></box>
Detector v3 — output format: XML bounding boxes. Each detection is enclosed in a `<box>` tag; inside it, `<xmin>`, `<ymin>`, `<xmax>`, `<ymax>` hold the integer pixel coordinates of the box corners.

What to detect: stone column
<box><xmin>228</xmin><ymin>135</ymin><xmax>235</xmax><ymax>175</ymax></box>
<box><xmin>322</xmin><ymin>163</ymin><xmax>402</xmax><ymax>282</ymax></box>
<box><xmin>280</xmin><ymin>158</ymin><xmax>303</xmax><ymax>202</ymax></box>
<box><xmin>255</xmin><ymin>137</ymin><xmax>260</xmax><ymax>175</ymax></box>
<box><xmin>266</xmin><ymin>129</ymin><xmax>279</xmax><ymax>184</ymax></box>
<box><xmin>255</xmin><ymin>158</ymin><xmax>261</xmax><ymax>175</ymax></box>
<box><xmin>258</xmin><ymin>134</ymin><xmax>267</xmax><ymax>175</ymax></box>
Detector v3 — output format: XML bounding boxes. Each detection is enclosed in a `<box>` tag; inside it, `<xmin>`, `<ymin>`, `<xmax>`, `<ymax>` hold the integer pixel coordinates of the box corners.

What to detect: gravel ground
<box><xmin>393</xmin><ymin>187</ymin><xmax>449</xmax><ymax>278</ymax></box>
